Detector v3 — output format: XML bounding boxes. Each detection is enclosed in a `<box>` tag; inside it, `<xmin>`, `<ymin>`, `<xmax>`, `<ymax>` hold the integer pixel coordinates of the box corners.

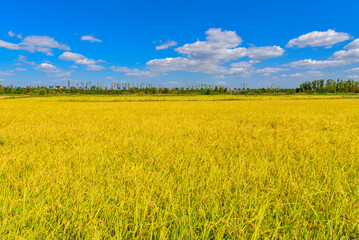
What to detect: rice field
<box><xmin>0</xmin><ymin>95</ymin><xmax>358</xmax><ymax>239</ymax></box>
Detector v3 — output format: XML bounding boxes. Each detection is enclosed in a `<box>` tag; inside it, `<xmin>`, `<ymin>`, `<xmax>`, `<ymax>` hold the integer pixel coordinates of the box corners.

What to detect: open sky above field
<box><xmin>1</xmin><ymin>0</ymin><xmax>359</xmax><ymax>88</ymax></box>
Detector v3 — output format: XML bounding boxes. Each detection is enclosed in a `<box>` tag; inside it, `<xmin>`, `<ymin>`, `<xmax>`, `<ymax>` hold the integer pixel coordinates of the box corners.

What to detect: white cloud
<box><xmin>75</xmin><ymin>58</ymin><xmax>96</xmax><ymax>65</ymax></box>
<box><xmin>16</xmin><ymin>55</ymin><xmax>36</xmax><ymax>65</ymax></box>
<box><xmin>110</xmin><ymin>66</ymin><xmax>137</xmax><ymax>73</ymax></box>
<box><xmin>205</xmin><ymin>28</ymin><xmax>243</xmax><ymax>47</ymax></box>
<box><xmin>34</xmin><ymin>63</ymin><xmax>73</xmax><ymax>77</ymax></box>
<box><xmin>348</xmin><ymin>75</ymin><xmax>358</xmax><ymax>79</ymax></box>
<box><xmin>230</xmin><ymin>60</ymin><xmax>259</xmax><ymax>68</ymax></box>
<box><xmin>175</xmin><ymin>28</ymin><xmax>246</xmax><ymax>62</ymax></box>
<box><xmin>246</xmin><ymin>46</ymin><xmax>284</xmax><ymax>60</ymax></box>
<box><xmin>147</xmin><ymin>57</ymin><xmax>227</xmax><ymax>74</ymax></box>
<box><xmin>34</xmin><ymin>63</ymin><xmax>58</xmax><ymax>73</ymax></box>
<box><xmin>58</xmin><ymin>28</ymin><xmax>286</xmax><ymax>80</ymax></box>
<box><xmin>59</xmin><ymin>52</ymin><xmax>86</xmax><ymax>61</ymax></box>
<box><xmin>222</xmin><ymin>67</ymin><xmax>253</xmax><ymax>78</ymax></box>
<box><xmin>53</xmin><ymin>71</ymin><xmax>73</xmax><ymax>78</ymax></box>
<box><xmin>0</xmin><ymin>71</ymin><xmax>14</xmax><ymax>76</ymax></box>
<box><xmin>156</xmin><ymin>40</ymin><xmax>178</xmax><ymax>50</ymax></box>
<box><xmin>136</xmin><ymin>28</ymin><xmax>284</xmax><ymax>78</ymax></box>
<box><xmin>20</xmin><ymin>36</ymin><xmax>70</xmax><ymax>55</ymax></box>
<box><xmin>331</xmin><ymin>49</ymin><xmax>359</xmax><ymax>63</ymax></box>
<box><xmin>0</xmin><ymin>35</ymin><xmax>70</xmax><ymax>55</ymax></box>
<box><xmin>13</xmin><ymin>68</ymin><xmax>27</xmax><ymax>72</ymax></box>
<box><xmin>86</xmin><ymin>65</ymin><xmax>105</xmax><ymax>71</ymax></box>
<box><xmin>0</xmin><ymin>40</ymin><xmax>21</xmax><ymax>50</ymax></box>
<box><xmin>8</xmin><ymin>31</ymin><xmax>22</xmax><ymax>39</ymax></box>
<box><xmin>59</xmin><ymin>52</ymin><xmax>104</xmax><ymax>70</ymax></box>
<box><xmin>282</xmin><ymin>71</ymin><xmax>324</xmax><ymax>78</ymax></box>
<box><xmin>286</xmin><ymin>59</ymin><xmax>347</xmax><ymax>69</ymax></box>
<box><xmin>345</xmin><ymin>67</ymin><xmax>359</xmax><ymax>73</ymax></box>
<box><xmin>286</xmin><ymin>29</ymin><xmax>351</xmax><ymax>48</ymax></box>
<box><xmin>344</xmin><ymin>39</ymin><xmax>359</xmax><ymax>50</ymax></box>
<box><xmin>256</xmin><ymin>68</ymin><xmax>289</xmax><ymax>76</ymax></box>
<box><xmin>331</xmin><ymin>38</ymin><xmax>359</xmax><ymax>63</ymax></box>
<box><xmin>111</xmin><ymin>66</ymin><xmax>158</xmax><ymax>78</ymax></box>
<box><xmin>0</xmin><ymin>67</ymin><xmax>28</xmax><ymax>76</ymax></box>
<box><xmin>105</xmin><ymin>76</ymin><xmax>115</xmax><ymax>80</ymax></box>
<box><xmin>146</xmin><ymin>57</ymin><xmax>258</xmax><ymax>79</ymax></box>
<box><xmin>81</xmin><ymin>35</ymin><xmax>102</xmax><ymax>43</ymax></box>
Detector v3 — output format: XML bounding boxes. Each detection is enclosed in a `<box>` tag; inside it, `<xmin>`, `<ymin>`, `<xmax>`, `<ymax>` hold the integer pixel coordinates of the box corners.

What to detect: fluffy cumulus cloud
<box><xmin>34</xmin><ymin>63</ymin><xmax>58</xmax><ymax>73</ymax></box>
<box><xmin>34</xmin><ymin>63</ymin><xmax>73</xmax><ymax>77</ymax></box>
<box><xmin>286</xmin><ymin>59</ymin><xmax>347</xmax><ymax>69</ymax></box>
<box><xmin>175</xmin><ymin>28</ymin><xmax>246</xmax><ymax>61</ymax></box>
<box><xmin>0</xmin><ymin>35</ymin><xmax>70</xmax><ymax>55</ymax></box>
<box><xmin>156</xmin><ymin>40</ymin><xmax>178</xmax><ymax>50</ymax></box>
<box><xmin>153</xmin><ymin>29</ymin><xmax>283</xmax><ymax>76</ymax></box>
<box><xmin>81</xmin><ymin>35</ymin><xmax>102</xmax><ymax>43</ymax></box>
<box><xmin>331</xmin><ymin>39</ymin><xmax>359</xmax><ymax>63</ymax></box>
<box><xmin>59</xmin><ymin>52</ymin><xmax>86</xmax><ymax>61</ymax></box>
<box><xmin>285</xmin><ymin>37</ymin><xmax>359</xmax><ymax>71</ymax></box>
<box><xmin>111</xmin><ymin>28</ymin><xmax>285</xmax><ymax>78</ymax></box>
<box><xmin>286</xmin><ymin>29</ymin><xmax>351</xmax><ymax>48</ymax></box>
<box><xmin>59</xmin><ymin>52</ymin><xmax>105</xmax><ymax>71</ymax></box>
<box><xmin>331</xmin><ymin>49</ymin><xmax>359</xmax><ymax>62</ymax></box>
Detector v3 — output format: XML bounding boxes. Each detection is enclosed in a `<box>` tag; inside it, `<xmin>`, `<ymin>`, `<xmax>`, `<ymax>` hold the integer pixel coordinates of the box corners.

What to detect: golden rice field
<box><xmin>0</xmin><ymin>95</ymin><xmax>358</xmax><ymax>239</ymax></box>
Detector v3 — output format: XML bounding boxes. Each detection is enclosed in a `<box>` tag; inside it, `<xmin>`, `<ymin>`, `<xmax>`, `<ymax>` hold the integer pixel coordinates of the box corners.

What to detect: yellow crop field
<box><xmin>0</xmin><ymin>95</ymin><xmax>358</xmax><ymax>239</ymax></box>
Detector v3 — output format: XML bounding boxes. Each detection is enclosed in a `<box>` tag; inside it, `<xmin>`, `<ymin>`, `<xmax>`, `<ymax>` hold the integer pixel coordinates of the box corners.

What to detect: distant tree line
<box><xmin>0</xmin><ymin>81</ymin><xmax>290</xmax><ymax>95</ymax></box>
<box><xmin>299</xmin><ymin>79</ymin><xmax>359</xmax><ymax>93</ymax></box>
<box><xmin>1</xmin><ymin>78</ymin><xmax>358</xmax><ymax>95</ymax></box>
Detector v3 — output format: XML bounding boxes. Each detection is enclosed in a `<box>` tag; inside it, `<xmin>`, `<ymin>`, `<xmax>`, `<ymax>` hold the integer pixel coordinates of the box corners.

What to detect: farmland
<box><xmin>0</xmin><ymin>95</ymin><xmax>358</xmax><ymax>239</ymax></box>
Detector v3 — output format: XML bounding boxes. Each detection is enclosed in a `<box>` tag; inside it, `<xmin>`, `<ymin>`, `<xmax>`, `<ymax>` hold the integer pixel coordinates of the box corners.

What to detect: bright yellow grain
<box><xmin>0</xmin><ymin>95</ymin><xmax>358</xmax><ymax>239</ymax></box>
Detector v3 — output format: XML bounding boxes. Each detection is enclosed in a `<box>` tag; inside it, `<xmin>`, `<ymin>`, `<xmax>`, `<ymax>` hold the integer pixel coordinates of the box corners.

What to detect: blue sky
<box><xmin>1</xmin><ymin>0</ymin><xmax>359</xmax><ymax>88</ymax></box>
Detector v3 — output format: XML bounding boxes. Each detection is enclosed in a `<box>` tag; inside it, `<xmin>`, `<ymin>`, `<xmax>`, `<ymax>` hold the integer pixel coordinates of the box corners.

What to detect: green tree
<box><xmin>205</xmin><ymin>88</ymin><xmax>212</xmax><ymax>95</ymax></box>
<box><xmin>38</xmin><ymin>88</ymin><xmax>47</xmax><ymax>95</ymax></box>
<box><xmin>149</xmin><ymin>87</ymin><xmax>158</xmax><ymax>94</ymax></box>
